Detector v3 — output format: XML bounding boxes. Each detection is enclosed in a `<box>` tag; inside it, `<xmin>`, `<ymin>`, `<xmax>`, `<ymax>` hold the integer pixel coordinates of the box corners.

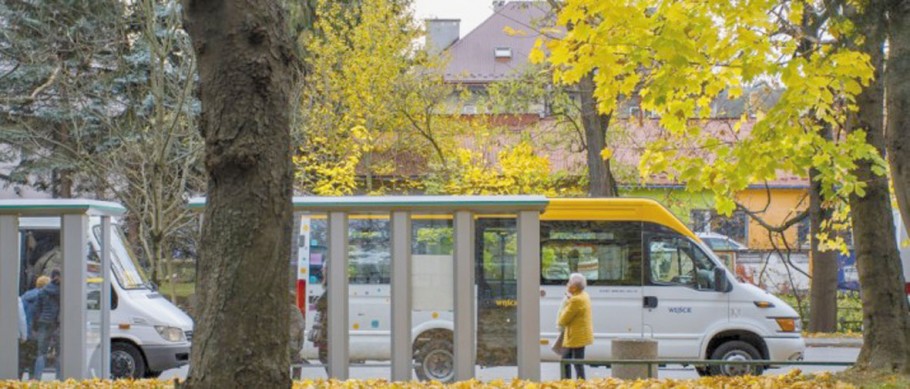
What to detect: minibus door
<box><xmin>642</xmin><ymin>231</ymin><xmax>729</xmax><ymax>358</ymax></box>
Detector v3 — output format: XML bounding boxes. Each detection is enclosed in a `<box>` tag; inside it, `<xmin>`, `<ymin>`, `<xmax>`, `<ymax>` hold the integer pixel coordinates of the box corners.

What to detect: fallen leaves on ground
<box><xmin>0</xmin><ymin>370</ymin><xmax>854</xmax><ymax>389</ymax></box>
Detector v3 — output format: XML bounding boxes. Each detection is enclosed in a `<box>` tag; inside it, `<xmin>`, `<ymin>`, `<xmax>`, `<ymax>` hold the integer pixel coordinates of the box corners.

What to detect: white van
<box><xmin>297</xmin><ymin>198</ymin><xmax>805</xmax><ymax>381</ymax></box>
<box><xmin>18</xmin><ymin>217</ymin><xmax>193</xmax><ymax>379</ymax></box>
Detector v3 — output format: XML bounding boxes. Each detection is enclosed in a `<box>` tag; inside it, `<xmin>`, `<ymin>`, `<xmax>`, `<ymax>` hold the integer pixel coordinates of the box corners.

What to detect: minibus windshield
<box><xmin>93</xmin><ymin>225</ymin><xmax>151</xmax><ymax>289</ymax></box>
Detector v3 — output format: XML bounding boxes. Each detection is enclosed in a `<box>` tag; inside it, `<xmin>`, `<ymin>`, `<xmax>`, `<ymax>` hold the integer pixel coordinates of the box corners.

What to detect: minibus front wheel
<box><xmin>111</xmin><ymin>341</ymin><xmax>147</xmax><ymax>379</ymax></box>
<box><xmin>708</xmin><ymin>340</ymin><xmax>764</xmax><ymax>376</ymax></box>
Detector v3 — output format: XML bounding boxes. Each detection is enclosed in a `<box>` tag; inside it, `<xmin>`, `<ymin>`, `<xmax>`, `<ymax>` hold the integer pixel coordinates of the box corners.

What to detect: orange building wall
<box><xmin>735</xmin><ymin>188</ymin><xmax>809</xmax><ymax>250</ymax></box>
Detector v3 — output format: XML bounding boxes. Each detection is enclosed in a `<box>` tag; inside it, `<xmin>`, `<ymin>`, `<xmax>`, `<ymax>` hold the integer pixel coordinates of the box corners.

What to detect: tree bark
<box><xmin>53</xmin><ymin>122</ymin><xmax>74</xmax><ymax>198</ymax></box>
<box><xmin>579</xmin><ymin>73</ymin><xmax>618</xmax><ymax>197</ymax></box>
<box><xmin>886</xmin><ymin>0</ymin><xmax>910</xmax><ymax>235</ymax></box>
<box><xmin>808</xmin><ymin>167</ymin><xmax>838</xmax><ymax>332</ymax></box>
<box><xmin>847</xmin><ymin>2</ymin><xmax>910</xmax><ymax>372</ymax></box>
<box><xmin>182</xmin><ymin>1</ymin><xmax>298</xmax><ymax>387</ymax></box>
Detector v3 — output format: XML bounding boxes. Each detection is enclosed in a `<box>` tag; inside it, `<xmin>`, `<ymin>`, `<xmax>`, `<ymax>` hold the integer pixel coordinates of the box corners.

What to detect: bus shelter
<box><xmin>189</xmin><ymin>195</ymin><xmax>548</xmax><ymax>381</ymax></box>
<box><xmin>0</xmin><ymin>199</ymin><xmax>123</xmax><ymax>380</ymax></box>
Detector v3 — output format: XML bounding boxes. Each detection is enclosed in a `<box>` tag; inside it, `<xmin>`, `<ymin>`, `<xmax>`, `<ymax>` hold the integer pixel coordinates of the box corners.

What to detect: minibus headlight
<box><xmin>155</xmin><ymin>325</ymin><xmax>186</xmax><ymax>342</ymax></box>
<box><xmin>775</xmin><ymin>318</ymin><xmax>799</xmax><ymax>332</ymax></box>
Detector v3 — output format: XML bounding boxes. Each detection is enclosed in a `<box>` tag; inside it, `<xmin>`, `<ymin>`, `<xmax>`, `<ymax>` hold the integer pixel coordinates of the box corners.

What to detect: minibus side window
<box><xmin>645</xmin><ymin>234</ymin><xmax>717</xmax><ymax>290</ymax></box>
<box><xmin>348</xmin><ymin>218</ymin><xmax>391</xmax><ymax>284</ymax></box>
<box><xmin>540</xmin><ymin>221</ymin><xmax>642</xmax><ymax>286</ymax></box>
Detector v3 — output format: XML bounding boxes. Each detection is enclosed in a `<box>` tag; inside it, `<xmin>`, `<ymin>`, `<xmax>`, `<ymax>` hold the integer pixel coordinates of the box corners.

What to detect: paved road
<box><xmin>158</xmin><ymin>346</ymin><xmax>858</xmax><ymax>381</ymax></box>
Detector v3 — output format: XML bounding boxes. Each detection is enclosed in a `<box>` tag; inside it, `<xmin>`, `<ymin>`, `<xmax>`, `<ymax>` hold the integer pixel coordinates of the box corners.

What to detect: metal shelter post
<box><xmin>453</xmin><ymin>210</ymin><xmax>475</xmax><ymax>381</ymax></box>
<box><xmin>0</xmin><ymin>215</ymin><xmax>19</xmax><ymax>379</ymax></box>
<box><xmin>60</xmin><ymin>214</ymin><xmax>89</xmax><ymax>379</ymax></box>
<box><xmin>390</xmin><ymin>211</ymin><xmax>412</xmax><ymax>381</ymax></box>
<box><xmin>327</xmin><ymin>211</ymin><xmax>350</xmax><ymax>379</ymax></box>
<box><xmin>517</xmin><ymin>210</ymin><xmax>541</xmax><ymax>380</ymax></box>
<box><xmin>100</xmin><ymin>216</ymin><xmax>112</xmax><ymax>378</ymax></box>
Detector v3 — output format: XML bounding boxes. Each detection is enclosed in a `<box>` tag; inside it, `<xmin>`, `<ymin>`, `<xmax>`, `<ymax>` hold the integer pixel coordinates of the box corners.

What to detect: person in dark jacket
<box><xmin>19</xmin><ymin>275</ymin><xmax>49</xmax><ymax>379</ymax></box>
<box><xmin>32</xmin><ymin>270</ymin><xmax>61</xmax><ymax>380</ymax></box>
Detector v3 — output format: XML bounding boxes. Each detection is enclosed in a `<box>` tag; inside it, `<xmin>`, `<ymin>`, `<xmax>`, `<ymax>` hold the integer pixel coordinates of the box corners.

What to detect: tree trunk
<box><xmin>847</xmin><ymin>3</ymin><xmax>910</xmax><ymax>371</ymax></box>
<box><xmin>54</xmin><ymin>123</ymin><xmax>74</xmax><ymax>198</ymax></box>
<box><xmin>886</xmin><ymin>0</ymin><xmax>910</xmax><ymax>235</ymax></box>
<box><xmin>808</xmin><ymin>167</ymin><xmax>838</xmax><ymax>333</ymax></box>
<box><xmin>182</xmin><ymin>1</ymin><xmax>298</xmax><ymax>388</ymax></box>
<box><xmin>579</xmin><ymin>73</ymin><xmax>619</xmax><ymax>197</ymax></box>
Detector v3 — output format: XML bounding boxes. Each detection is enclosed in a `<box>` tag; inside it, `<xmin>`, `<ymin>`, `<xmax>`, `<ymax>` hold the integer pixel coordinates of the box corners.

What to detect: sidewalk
<box><xmin>805</xmin><ymin>337</ymin><xmax>863</xmax><ymax>348</ymax></box>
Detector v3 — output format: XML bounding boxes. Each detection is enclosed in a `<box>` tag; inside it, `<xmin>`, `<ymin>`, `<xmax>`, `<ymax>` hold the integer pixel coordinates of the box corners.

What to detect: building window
<box><xmin>494</xmin><ymin>47</ymin><xmax>512</xmax><ymax>59</ymax></box>
<box><xmin>797</xmin><ymin>217</ymin><xmax>810</xmax><ymax>250</ymax></box>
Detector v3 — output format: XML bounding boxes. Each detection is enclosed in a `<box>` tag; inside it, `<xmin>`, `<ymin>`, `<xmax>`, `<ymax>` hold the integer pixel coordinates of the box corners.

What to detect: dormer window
<box><xmin>494</xmin><ymin>47</ymin><xmax>512</xmax><ymax>60</ymax></box>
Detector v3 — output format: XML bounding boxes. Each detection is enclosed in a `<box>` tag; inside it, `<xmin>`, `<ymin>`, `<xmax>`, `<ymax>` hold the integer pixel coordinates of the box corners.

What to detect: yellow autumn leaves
<box><xmin>535</xmin><ymin>0</ymin><xmax>882</xmax><ymax>217</ymax></box>
<box><xmin>0</xmin><ymin>371</ymin><xmax>854</xmax><ymax>389</ymax></box>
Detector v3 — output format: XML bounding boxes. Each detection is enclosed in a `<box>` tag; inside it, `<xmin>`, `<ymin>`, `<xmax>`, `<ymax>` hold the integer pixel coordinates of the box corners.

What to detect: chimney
<box><xmin>425</xmin><ymin>19</ymin><xmax>460</xmax><ymax>54</ymax></box>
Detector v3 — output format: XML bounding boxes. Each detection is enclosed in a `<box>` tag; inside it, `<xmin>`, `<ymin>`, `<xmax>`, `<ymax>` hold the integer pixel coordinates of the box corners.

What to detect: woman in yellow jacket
<box><xmin>558</xmin><ymin>273</ymin><xmax>593</xmax><ymax>379</ymax></box>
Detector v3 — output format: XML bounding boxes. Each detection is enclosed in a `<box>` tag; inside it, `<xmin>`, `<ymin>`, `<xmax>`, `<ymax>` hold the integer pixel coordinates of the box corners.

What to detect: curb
<box><xmin>805</xmin><ymin>338</ymin><xmax>863</xmax><ymax>348</ymax></box>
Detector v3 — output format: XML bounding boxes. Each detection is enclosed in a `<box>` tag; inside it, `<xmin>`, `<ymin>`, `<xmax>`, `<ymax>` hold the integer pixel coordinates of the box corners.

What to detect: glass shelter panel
<box><xmin>18</xmin><ymin>221</ymin><xmax>61</xmax><ymax>380</ymax></box>
<box><xmin>410</xmin><ymin>217</ymin><xmax>454</xmax><ymax>382</ymax></box>
<box><xmin>85</xmin><ymin>239</ymin><xmax>103</xmax><ymax>378</ymax></box>
<box><xmin>297</xmin><ymin>215</ymin><xmax>396</xmax><ymax>379</ymax></box>
<box><xmin>347</xmin><ymin>216</ymin><xmax>392</xmax><ymax>379</ymax></box>
<box><xmin>295</xmin><ymin>214</ymin><xmax>458</xmax><ymax>381</ymax></box>
<box><xmin>475</xmin><ymin>218</ymin><xmax>518</xmax><ymax>372</ymax></box>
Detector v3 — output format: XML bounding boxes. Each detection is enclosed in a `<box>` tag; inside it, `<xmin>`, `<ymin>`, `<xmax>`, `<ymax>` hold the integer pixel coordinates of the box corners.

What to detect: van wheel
<box><xmin>709</xmin><ymin>340</ymin><xmax>763</xmax><ymax>376</ymax></box>
<box><xmin>414</xmin><ymin>338</ymin><xmax>454</xmax><ymax>382</ymax></box>
<box><xmin>695</xmin><ymin>366</ymin><xmax>711</xmax><ymax>376</ymax></box>
<box><xmin>111</xmin><ymin>342</ymin><xmax>147</xmax><ymax>379</ymax></box>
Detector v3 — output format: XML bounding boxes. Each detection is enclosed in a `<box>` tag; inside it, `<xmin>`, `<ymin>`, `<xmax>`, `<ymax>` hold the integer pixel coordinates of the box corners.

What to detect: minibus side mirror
<box><xmin>714</xmin><ymin>268</ymin><xmax>729</xmax><ymax>292</ymax></box>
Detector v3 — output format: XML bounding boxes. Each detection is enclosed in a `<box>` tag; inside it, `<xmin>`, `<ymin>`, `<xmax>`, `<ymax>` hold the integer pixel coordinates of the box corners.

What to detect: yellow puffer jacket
<box><xmin>558</xmin><ymin>291</ymin><xmax>594</xmax><ymax>348</ymax></box>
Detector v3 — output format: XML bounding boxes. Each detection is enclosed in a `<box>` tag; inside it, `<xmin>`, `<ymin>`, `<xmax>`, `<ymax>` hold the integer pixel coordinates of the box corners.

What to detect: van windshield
<box><xmin>92</xmin><ymin>225</ymin><xmax>150</xmax><ymax>290</ymax></box>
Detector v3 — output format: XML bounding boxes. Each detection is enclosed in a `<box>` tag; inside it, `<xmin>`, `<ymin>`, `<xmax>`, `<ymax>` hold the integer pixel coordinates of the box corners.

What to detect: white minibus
<box><xmin>18</xmin><ymin>217</ymin><xmax>193</xmax><ymax>379</ymax></box>
<box><xmin>296</xmin><ymin>198</ymin><xmax>805</xmax><ymax>381</ymax></box>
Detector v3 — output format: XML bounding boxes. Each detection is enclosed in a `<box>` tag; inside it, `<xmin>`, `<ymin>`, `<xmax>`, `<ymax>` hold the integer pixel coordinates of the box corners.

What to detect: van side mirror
<box><xmin>714</xmin><ymin>268</ymin><xmax>729</xmax><ymax>292</ymax></box>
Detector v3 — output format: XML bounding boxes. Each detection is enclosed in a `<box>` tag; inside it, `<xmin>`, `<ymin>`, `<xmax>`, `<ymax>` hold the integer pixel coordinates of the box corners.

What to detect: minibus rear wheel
<box><xmin>414</xmin><ymin>338</ymin><xmax>454</xmax><ymax>382</ymax></box>
<box><xmin>111</xmin><ymin>341</ymin><xmax>147</xmax><ymax>379</ymax></box>
<box><xmin>708</xmin><ymin>340</ymin><xmax>763</xmax><ymax>376</ymax></box>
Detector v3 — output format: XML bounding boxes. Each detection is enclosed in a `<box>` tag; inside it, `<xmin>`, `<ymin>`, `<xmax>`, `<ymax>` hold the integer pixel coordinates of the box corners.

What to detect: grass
<box><xmin>158</xmin><ymin>281</ymin><xmax>195</xmax><ymax>299</ymax></box>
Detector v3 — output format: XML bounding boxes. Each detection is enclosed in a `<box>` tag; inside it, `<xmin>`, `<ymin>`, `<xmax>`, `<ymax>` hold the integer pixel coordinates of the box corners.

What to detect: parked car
<box><xmin>697</xmin><ymin>232</ymin><xmax>749</xmax><ymax>251</ymax></box>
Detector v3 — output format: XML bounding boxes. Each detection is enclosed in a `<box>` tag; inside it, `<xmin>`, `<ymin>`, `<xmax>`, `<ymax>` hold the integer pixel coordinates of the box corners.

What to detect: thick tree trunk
<box><xmin>182</xmin><ymin>1</ymin><xmax>298</xmax><ymax>388</ymax></box>
<box><xmin>887</xmin><ymin>1</ymin><xmax>910</xmax><ymax>235</ymax></box>
<box><xmin>808</xmin><ymin>167</ymin><xmax>838</xmax><ymax>333</ymax></box>
<box><xmin>847</xmin><ymin>4</ymin><xmax>910</xmax><ymax>371</ymax></box>
<box><xmin>579</xmin><ymin>73</ymin><xmax>619</xmax><ymax>197</ymax></box>
<box><xmin>794</xmin><ymin>2</ymin><xmax>839</xmax><ymax>334</ymax></box>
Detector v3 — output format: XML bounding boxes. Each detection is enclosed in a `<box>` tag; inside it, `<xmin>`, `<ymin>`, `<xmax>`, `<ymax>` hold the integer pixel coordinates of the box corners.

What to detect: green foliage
<box><xmin>0</xmin><ymin>0</ymin><xmax>128</xmax><ymax>193</ymax></box>
<box><xmin>778</xmin><ymin>291</ymin><xmax>863</xmax><ymax>334</ymax></box>
<box><xmin>1</xmin><ymin>0</ymin><xmax>203</xmax><ymax>294</ymax></box>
